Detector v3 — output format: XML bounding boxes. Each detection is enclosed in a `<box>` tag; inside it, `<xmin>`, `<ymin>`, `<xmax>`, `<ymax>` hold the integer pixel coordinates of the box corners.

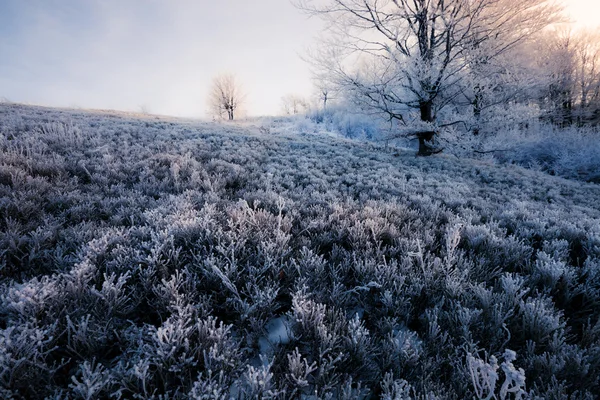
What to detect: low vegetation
<box><xmin>1</xmin><ymin>103</ymin><xmax>599</xmax><ymax>398</ymax></box>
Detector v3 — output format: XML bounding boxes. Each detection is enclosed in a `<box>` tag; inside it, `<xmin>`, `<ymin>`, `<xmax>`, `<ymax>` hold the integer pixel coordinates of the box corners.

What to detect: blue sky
<box><xmin>0</xmin><ymin>0</ymin><xmax>321</xmax><ymax>117</ymax></box>
<box><xmin>0</xmin><ymin>0</ymin><xmax>597</xmax><ymax>118</ymax></box>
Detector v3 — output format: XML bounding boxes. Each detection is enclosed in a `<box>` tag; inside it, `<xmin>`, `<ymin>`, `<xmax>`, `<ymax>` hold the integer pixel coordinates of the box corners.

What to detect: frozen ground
<box><xmin>1</xmin><ymin>103</ymin><xmax>599</xmax><ymax>398</ymax></box>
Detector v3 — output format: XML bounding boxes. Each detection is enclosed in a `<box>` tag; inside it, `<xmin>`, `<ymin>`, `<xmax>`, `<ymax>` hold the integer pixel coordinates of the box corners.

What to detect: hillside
<box><xmin>1</xmin><ymin>103</ymin><xmax>600</xmax><ymax>399</ymax></box>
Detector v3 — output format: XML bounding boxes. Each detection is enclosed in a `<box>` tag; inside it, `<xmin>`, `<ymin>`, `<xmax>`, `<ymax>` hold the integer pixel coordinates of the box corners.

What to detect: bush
<box><xmin>481</xmin><ymin>124</ymin><xmax>600</xmax><ymax>183</ymax></box>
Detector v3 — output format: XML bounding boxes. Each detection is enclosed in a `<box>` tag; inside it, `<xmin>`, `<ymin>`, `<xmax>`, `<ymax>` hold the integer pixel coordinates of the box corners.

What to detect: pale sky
<box><xmin>0</xmin><ymin>0</ymin><xmax>597</xmax><ymax>118</ymax></box>
<box><xmin>0</xmin><ymin>0</ymin><xmax>321</xmax><ymax>117</ymax></box>
<box><xmin>564</xmin><ymin>0</ymin><xmax>600</xmax><ymax>29</ymax></box>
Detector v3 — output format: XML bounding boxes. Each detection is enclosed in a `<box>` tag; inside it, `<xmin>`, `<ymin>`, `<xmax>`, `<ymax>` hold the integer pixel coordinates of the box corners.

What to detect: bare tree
<box><xmin>536</xmin><ymin>29</ymin><xmax>578</xmax><ymax>125</ymax></box>
<box><xmin>534</xmin><ymin>28</ymin><xmax>600</xmax><ymax>126</ymax></box>
<box><xmin>570</xmin><ymin>29</ymin><xmax>600</xmax><ymax>124</ymax></box>
<box><xmin>295</xmin><ymin>0</ymin><xmax>561</xmax><ymax>154</ymax></box>
<box><xmin>576</xmin><ymin>31</ymin><xmax>600</xmax><ymax>112</ymax></box>
<box><xmin>208</xmin><ymin>73</ymin><xmax>245</xmax><ymax>121</ymax></box>
<box><xmin>281</xmin><ymin>94</ymin><xmax>310</xmax><ymax>115</ymax></box>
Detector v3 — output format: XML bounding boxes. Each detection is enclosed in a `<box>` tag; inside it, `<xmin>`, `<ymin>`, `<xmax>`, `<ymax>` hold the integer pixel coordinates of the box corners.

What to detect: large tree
<box><xmin>208</xmin><ymin>73</ymin><xmax>244</xmax><ymax>121</ymax></box>
<box><xmin>296</xmin><ymin>0</ymin><xmax>560</xmax><ymax>154</ymax></box>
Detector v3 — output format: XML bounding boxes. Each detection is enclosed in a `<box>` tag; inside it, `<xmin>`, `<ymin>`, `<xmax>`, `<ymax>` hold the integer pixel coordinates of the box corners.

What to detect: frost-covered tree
<box><xmin>208</xmin><ymin>73</ymin><xmax>244</xmax><ymax>120</ymax></box>
<box><xmin>457</xmin><ymin>0</ymin><xmax>561</xmax><ymax>135</ymax></box>
<box><xmin>536</xmin><ymin>28</ymin><xmax>579</xmax><ymax>125</ymax></box>
<box><xmin>575</xmin><ymin>29</ymin><xmax>600</xmax><ymax>118</ymax></box>
<box><xmin>295</xmin><ymin>0</ymin><xmax>561</xmax><ymax>154</ymax></box>
<box><xmin>281</xmin><ymin>94</ymin><xmax>310</xmax><ymax>115</ymax></box>
<box><xmin>536</xmin><ymin>28</ymin><xmax>600</xmax><ymax>126</ymax></box>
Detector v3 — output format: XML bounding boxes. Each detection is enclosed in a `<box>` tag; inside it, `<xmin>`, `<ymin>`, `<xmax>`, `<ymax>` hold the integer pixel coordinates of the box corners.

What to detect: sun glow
<box><xmin>563</xmin><ymin>0</ymin><xmax>600</xmax><ymax>29</ymax></box>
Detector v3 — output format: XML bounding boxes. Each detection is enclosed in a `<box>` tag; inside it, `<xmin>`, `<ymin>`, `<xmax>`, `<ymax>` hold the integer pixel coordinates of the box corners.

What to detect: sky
<box><xmin>0</xmin><ymin>0</ymin><xmax>322</xmax><ymax>117</ymax></box>
<box><xmin>0</xmin><ymin>0</ymin><xmax>598</xmax><ymax>118</ymax></box>
<box><xmin>565</xmin><ymin>0</ymin><xmax>600</xmax><ymax>29</ymax></box>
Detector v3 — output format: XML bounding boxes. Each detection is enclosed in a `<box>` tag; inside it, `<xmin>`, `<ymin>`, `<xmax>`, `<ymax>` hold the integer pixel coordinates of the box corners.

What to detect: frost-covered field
<box><xmin>1</xmin><ymin>103</ymin><xmax>600</xmax><ymax>399</ymax></box>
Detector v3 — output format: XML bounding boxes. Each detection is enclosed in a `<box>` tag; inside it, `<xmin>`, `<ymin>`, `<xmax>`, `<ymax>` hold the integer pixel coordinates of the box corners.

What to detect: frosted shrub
<box><xmin>35</xmin><ymin>121</ymin><xmax>84</xmax><ymax>148</ymax></box>
<box><xmin>92</xmin><ymin>271</ymin><xmax>133</xmax><ymax>315</ymax></box>
<box><xmin>519</xmin><ymin>297</ymin><xmax>565</xmax><ymax>345</ymax></box>
<box><xmin>240</xmin><ymin>357</ymin><xmax>280</xmax><ymax>399</ymax></box>
<box><xmin>69</xmin><ymin>360</ymin><xmax>113</xmax><ymax>400</ymax></box>
<box><xmin>347</xmin><ymin>314</ymin><xmax>370</xmax><ymax>352</ymax></box>
<box><xmin>383</xmin><ymin>326</ymin><xmax>423</xmax><ymax>373</ymax></box>
<box><xmin>1</xmin><ymin>276</ymin><xmax>59</xmax><ymax>320</ymax></box>
<box><xmin>293</xmin><ymin>116</ymin><xmax>318</xmax><ymax>135</ymax></box>
<box><xmin>189</xmin><ymin>371</ymin><xmax>229</xmax><ymax>400</ymax></box>
<box><xmin>380</xmin><ymin>372</ymin><xmax>415</xmax><ymax>400</ymax></box>
<box><xmin>291</xmin><ymin>288</ymin><xmax>329</xmax><ymax>343</ymax></box>
<box><xmin>196</xmin><ymin>316</ymin><xmax>241</xmax><ymax>374</ymax></box>
<box><xmin>468</xmin><ymin>350</ymin><xmax>527</xmax><ymax>400</ymax></box>
<box><xmin>286</xmin><ymin>348</ymin><xmax>317</xmax><ymax>391</ymax></box>
<box><xmin>0</xmin><ymin>322</ymin><xmax>58</xmax><ymax>394</ymax></box>
<box><xmin>309</xmin><ymin>105</ymin><xmax>383</xmax><ymax>140</ymax></box>
<box><xmin>488</xmin><ymin>124</ymin><xmax>600</xmax><ymax>183</ymax></box>
<box><xmin>530</xmin><ymin>252</ymin><xmax>574</xmax><ymax>294</ymax></box>
<box><xmin>66</xmin><ymin>314</ymin><xmax>110</xmax><ymax>357</ymax></box>
<box><xmin>142</xmin><ymin>310</ymin><xmax>197</xmax><ymax>380</ymax></box>
<box><xmin>330</xmin><ymin>111</ymin><xmax>380</xmax><ymax>140</ymax></box>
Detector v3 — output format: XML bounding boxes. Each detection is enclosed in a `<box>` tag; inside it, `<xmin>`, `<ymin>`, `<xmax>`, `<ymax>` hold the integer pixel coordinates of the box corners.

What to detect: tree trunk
<box><xmin>558</xmin><ymin>89</ymin><xmax>572</xmax><ymax>126</ymax></box>
<box><xmin>562</xmin><ymin>97</ymin><xmax>572</xmax><ymax>126</ymax></box>
<box><xmin>472</xmin><ymin>87</ymin><xmax>482</xmax><ymax>135</ymax></box>
<box><xmin>420</xmin><ymin>101</ymin><xmax>433</xmax><ymax>123</ymax></box>
<box><xmin>418</xmin><ymin>101</ymin><xmax>438</xmax><ymax>156</ymax></box>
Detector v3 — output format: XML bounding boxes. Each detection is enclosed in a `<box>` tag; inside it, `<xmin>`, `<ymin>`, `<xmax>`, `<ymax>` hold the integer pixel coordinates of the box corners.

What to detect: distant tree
<box><xmin>575</xmin><ymin>30</ymin><xmax>600</xmax><ymax>115</ymax></box>
<box><xmin>536</xmin><ymin>28</ymin><xmax>600</xmax><ymax>126</ymax></box>
<box><xmin>535</xmin><ymin>29</ymin><xmax>578</xmax><ymax>125</ymax></box>
<box><xmin>139</xmin><ymin>104</ymin><xmax>151</xmax><ymax>115</ymax></box>
<box><xmin>281</xmin><ymin>94</ymin><xmax>309</xmax><ymax>115</ymax></box>
<box><xmin>209</xmin><ymin>73</ymin><xmax>245</xmax><ymax>120</ymax></box>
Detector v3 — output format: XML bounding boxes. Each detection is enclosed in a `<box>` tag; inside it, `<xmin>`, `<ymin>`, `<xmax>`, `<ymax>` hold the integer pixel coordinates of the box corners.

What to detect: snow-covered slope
<box><xmin>1</xmin><ymin>103</ymin><xmax>599</xmax><ymax>398</ymax></box>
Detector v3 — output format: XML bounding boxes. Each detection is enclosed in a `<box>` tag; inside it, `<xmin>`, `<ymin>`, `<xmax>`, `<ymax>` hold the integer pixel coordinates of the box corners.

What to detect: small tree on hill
<box><xmin>209</xmin><ymin>73</ymin><xmax>245</xmax><ymax>120</ymax></box>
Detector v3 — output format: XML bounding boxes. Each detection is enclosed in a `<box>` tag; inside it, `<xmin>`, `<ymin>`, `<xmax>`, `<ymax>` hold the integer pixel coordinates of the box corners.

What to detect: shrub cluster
<box><xmin>1</xmin><ymin>103</ymin><xmax>600</xmax><ymax>398</ymax></box>
<box><xmin>463</xmin><ymin>124</ymin><xmax>600</xmax><ymax>184</ymax></box>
